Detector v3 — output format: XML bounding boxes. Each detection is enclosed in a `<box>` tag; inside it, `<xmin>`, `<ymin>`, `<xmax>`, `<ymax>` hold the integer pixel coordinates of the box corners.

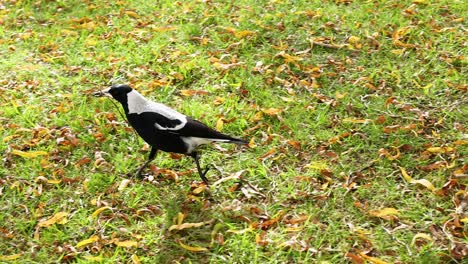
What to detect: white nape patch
<box><xmin>181</xmin><ymin>136</ymin><xmax>230</xmax><ymax>153</ymax></box>
<box><xmin>127</xmin><ymin>90</ymin><xmax>187</xmax><ymax>130</ymax></box>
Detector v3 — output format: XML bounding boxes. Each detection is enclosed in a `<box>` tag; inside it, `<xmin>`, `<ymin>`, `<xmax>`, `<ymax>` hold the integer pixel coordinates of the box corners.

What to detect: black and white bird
<box><xmin>95</xmin><ymin>84</ymin><xmax>247</xmax><ymax>184</ymax></box>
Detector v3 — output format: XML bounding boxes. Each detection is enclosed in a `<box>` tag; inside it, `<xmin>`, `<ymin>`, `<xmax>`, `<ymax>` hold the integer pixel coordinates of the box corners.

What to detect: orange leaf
<box><xmin>180</xmin><ymin>90</ymin><xmax>209</xmax><ymax>97</ymax></box>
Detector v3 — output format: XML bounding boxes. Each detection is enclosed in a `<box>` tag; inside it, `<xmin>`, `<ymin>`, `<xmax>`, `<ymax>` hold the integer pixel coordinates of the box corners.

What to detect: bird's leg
<box><xmin>191</xmin><ymin>152</ymin><xmax>210</xmax><ymax>185</ymax></box>
<box><xmin>135</xmin><ymin>147</ymin><xmax>158</xmax><ymax>178</ymax></box>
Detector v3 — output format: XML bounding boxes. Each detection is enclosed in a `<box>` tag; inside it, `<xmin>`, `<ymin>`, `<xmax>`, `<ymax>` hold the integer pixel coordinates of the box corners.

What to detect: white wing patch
<box><xmin>127</xmin><ymin>90</ymin><xmax>187</xmax><ymax>130</ymax></box>
<box><xmin>181</xmin><ymin>136</ymin><xmax>230</xmax><ymax>153</ymax></box>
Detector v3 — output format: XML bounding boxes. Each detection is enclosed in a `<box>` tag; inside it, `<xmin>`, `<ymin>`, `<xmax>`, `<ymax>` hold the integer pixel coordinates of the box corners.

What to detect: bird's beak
<box><xmin>93</xmin><ymin>87</ymin><xmax>112</xmax><ymax>97</ymax></box>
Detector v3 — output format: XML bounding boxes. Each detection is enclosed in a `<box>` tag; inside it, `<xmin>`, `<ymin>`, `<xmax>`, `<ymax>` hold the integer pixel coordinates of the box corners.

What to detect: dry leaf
<box><xmin>0</xmin><ymin>254</ymin><xmax>22</xmax><ymax>261</ymax></box>
<box><xmin>426</xmin><ymin>146</ymin><xmax>454</xmax><ymax>153</ymax></box>
<box><xmin>131</xmin><ymin>254</ymin><xmax>141</xmax><ymax>264</ymax></box>
<box><xmin>399</xmin><ymin>167</ymin><xmax>436</xmax><ymax>192</ymax></box>
<box><xmin>216</xmin><ymin>118</ymin><xmax>224</xmax><ymax>131</ymax></box>
<box><xmin>411</xmin><ymin>233</ymin><xmax>432</xmax><ymax>245</ymax></box>
<box><xmin>369</xmin><ymin>208</ymin><xmax>399</xmax><ymax>221</ymax></box>
<box><xmin>262</xmin><ymin>108</ymin><xmax>282</xmax><ymax>116</ymax></box>
<box><xmin>169</xmin><ymin>219</ymin><xmax>213</xmax><ymax>231</ymax></box>
<box><xmin>118</xmin><ymin>179</ymin><xmax>132</xmax><ymax>191</ymax></box>
<box><xmin>91</xmin><ymin>206</ymin><xmax>112</xmax><ymax>218</ymax></box>
<box><xmin>76</xmin><ymin>235</ymin><xmax>99</xmax><ymax>248</ymax></box>
<box><xmin>180</xmin><ymin>89</ymin><xmax>209</xmax><ymax>97</ymax></box>
<box><xmin>114</xmin><ymin>240</ymin><xmax>138</xmax><ymax>247</ymax></box>
<box><xmin>38</xmin><ymin>212</ymin><xmax>68</xmax><ymax>227</ymax></box>
<box><xmin>11</xmin><ymin>149</ymin><xmax>48</xmax><ymax>158</ymax></box>
<box><xmin>178</xmin><ymin>240</ymin><xmax>208</xmax><ymax>252</ymax></box>
<box><xmin>358</xmin><ymin>252</ymin><xmax>390</xmax><ymax>264</ymax></box>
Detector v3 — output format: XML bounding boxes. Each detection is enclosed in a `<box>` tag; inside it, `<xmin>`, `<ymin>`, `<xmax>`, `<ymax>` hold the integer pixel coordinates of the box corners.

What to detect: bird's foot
<box><xmin>199</xmin><ymin>165</ymin><xmax>211</xmax><ymax>185</ymax></box>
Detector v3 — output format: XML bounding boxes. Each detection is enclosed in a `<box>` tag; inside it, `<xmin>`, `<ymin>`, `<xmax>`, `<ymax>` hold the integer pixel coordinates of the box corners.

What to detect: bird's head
<box><xmin>95</xmin><ymin>84</ymin><xmax>133</xmax><ymax>103</ymax></box>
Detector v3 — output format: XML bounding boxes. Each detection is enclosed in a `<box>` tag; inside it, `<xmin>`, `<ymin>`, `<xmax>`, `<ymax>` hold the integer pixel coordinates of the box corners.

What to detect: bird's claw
<box><xmin>199</xmin><ymin>165</ymin><xmax>211</xmax><ymax>185</ymax></box>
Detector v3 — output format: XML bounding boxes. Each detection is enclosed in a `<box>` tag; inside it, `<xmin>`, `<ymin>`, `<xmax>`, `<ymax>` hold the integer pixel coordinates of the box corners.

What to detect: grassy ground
<box><xmin>0</xmin><ymin>0</ymin><xmax>466</xmax><ymax>263</ymax></box>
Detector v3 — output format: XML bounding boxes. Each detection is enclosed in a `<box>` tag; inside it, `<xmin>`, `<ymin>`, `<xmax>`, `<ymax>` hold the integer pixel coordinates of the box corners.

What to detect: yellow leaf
<box><xmin>0</xmin><ymin>253</ymin><xmax>22</xmax><ymax>261</ymax></box>
<box><xmin>177</xmin><ymin>212</ymin><xmax>185</xmax><ymax>225</ymax></box>
<box><xmin>399</xmin><ymin>167</ymin><xmax>436</xmax><ymax>192</ymax></box>
<box><xmin>369</xmin><ymin>208</ymin><xmax>399</xmax><ymax>218</ymax></box>
<box><xmin>11</xmin><ymin>149</ymin><xmax>48</xmax><ymax>158</ymax></box>
<box><xmin>76</xmin><ymin>235</ymin><xmax>99</xmax><ymax>248</ymax></box>
<box><xmin>3</xmin><ymin>135</ymin><xmax>17</xmax><ymax>142</ymax></box>
<box><xmin>306</xmin><ymin>161</ymin><xmax>328</xmax><ymax>170</ymax></box>
<box><xmin>47</xmin><ymin>179</ymin><xmax>62</xmax><ymax>184</ymax></box>
<box><xmin>169</xmin><ymin>220</ymin><xmax>213</xmax><ymax>231</ymax></box>
<box><xmin>114</xmin><ymin>240</ymin><xmax>138</xmax><ymax>247</ymax></box>
<box><xmin>262</xmin><ymin>108</ymin><xmax>282</xmax><ymax>116</ymax></box>
<box><xmin>460</xmin><ymin>217</ymin><xmax>468</xmax><ymax>223</ymax></box>
<box><xmin>178</xmin><ymin>241</ymin><xmax>208</xmax><ymax>252</ymax></box>
<box><xmin>125</xmin><ymin>10</ymin><xmax>140</xmax><ymax>19</ymax></box>
<box><xmin>91</xmin><ymin>206</ymin><xmax>112</xmax><ymax>218</ymax></box>
<box><xmin>131</xmin><ymin>254</ymin><xmax>141</xmax><ymax>264</ymax></box>
<box><xmin>358</xmin><ymin>252</ymin><xmax>390</xmax><ymax>264</ymax></box>
<box><xmin>216</xmin><ymin>118</ymin><xmax>224</xmax><ymax>131</ymax></box>
<box><xmin>235</xmin><ymin>30</ymin><xmax>256</xmax><ymax>38</ymax></box>
<box><xmin>391</xmin><ymin>49</ymin><xmax>405</xmax><ymax>55</ymax></box>
<box><xmin>411</xmin><ymin>233</ymin><xmax>432</xmax><ymax>245</ymax></box>
<box><xmin>426</xmin><ymin>146</ymin><xmax>454</xmax><ymax>153</ymax></box>
<box><xmin>192</xmin><ymin>185</ymin><xmax>208</xmax><ymax>194</ymax></box>
<box><xmin>38</xmin><ymin>212</ymin><xmax>68</xmax><ymax>227</ymax></box>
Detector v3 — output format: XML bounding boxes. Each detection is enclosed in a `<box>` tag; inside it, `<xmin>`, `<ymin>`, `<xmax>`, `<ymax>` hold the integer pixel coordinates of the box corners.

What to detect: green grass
<box><xmin>1</xmin><ymin>0</ymin><xmax>466</xmax><ymax>263</ymax></box>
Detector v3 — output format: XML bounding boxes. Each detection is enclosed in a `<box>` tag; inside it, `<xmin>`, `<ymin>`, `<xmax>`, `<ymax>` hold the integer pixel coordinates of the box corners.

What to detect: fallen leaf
<box><xmin>118</xmin><ymin>179</ymin><xmax>132</xmax><ymax>191</ymax></box>
<box><xmin>426</xmin><ymin>146</ymin><xmax>454</xmax><ymax>153</ymax></box>
<box><xmin>369</xmin><ymin>208</ymin><xmax>399</xmax><ymax>221</ymax></box>
<box><xmin>235</xmin><ymin>30</ymin><xmax>256</xmax><ymax>38</ymax></box>
<box><xmin>11</xmin><ymin>149</ymin><xmax>48</xmax><ymax>158</ymax></box>
<box><xmin>411</xmin><ymin>233</ymin><xmax>432</xmax><ymax>246</ymax></box>
<box><xmin>262</xmin><ymin>108</ymin><xmax>282</xmax><ymax>116</ymax></box>
<box><xmin>169</xmin><ymin>219</ymin><xmax>214</xmax><ymax>231</ymax></box>
<box><xmin>131</xmin><ymin>254</ymin><xmax>141</xmax><ymax>264</ymax></box>
<box><xmin>180</xmin><ymin>89</ymin><xmax>209</xmax><ymax>97</ymax></box>
<box><xmin>38</xmin><ymin>212</ymin><xmax>68</xmax><ymax>227</ymax></box>
<box><xmin>76</xmin><ymin>235</ymin><xmax>99</xmax><ymax>248</ymax></box>
<box><xmin>91</xmin><ymin>206</ymin><xmax>112</xmax><ymax>218</ymax></box>
<box><xmin>178</xmin><ymin>240</ymin><xmax>208</xmax><ymax>252</ymax></box>
<box><xmin>399</xmin><ymin>167</ymin><xmax>436</xmax><ymax>192</ymax></box>
<box><xmin>0</xmin><ymin>254</ymin><xmax>22</xmax><ymax>261</ymax></box>
<box><xmin>216</xmin><ymin>118</ymin><xmax>224</xmax><ymax>131</ymax></box>
<box><xmin>114</xmin><ymin>240</ymin><xmax>138</xmax><ymax>247</ymax></box>
<box><xmin>358</xmin><ymin>252</ymin><xmax>390</xmax><ymax>264</ymax></box>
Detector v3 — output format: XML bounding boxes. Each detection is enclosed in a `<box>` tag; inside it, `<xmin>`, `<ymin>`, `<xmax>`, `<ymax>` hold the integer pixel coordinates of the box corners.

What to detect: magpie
<box><xmin>95</xmin><ymin>84</ymin><xmax>247</xmax><ymax>184</ymax></box>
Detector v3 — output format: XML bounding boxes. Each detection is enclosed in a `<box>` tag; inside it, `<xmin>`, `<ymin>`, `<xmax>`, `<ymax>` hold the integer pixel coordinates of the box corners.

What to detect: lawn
<box><xmin>0</xmin><ymin>0</ymin><xmax>466</xmax><ymax>263</ymax></box>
